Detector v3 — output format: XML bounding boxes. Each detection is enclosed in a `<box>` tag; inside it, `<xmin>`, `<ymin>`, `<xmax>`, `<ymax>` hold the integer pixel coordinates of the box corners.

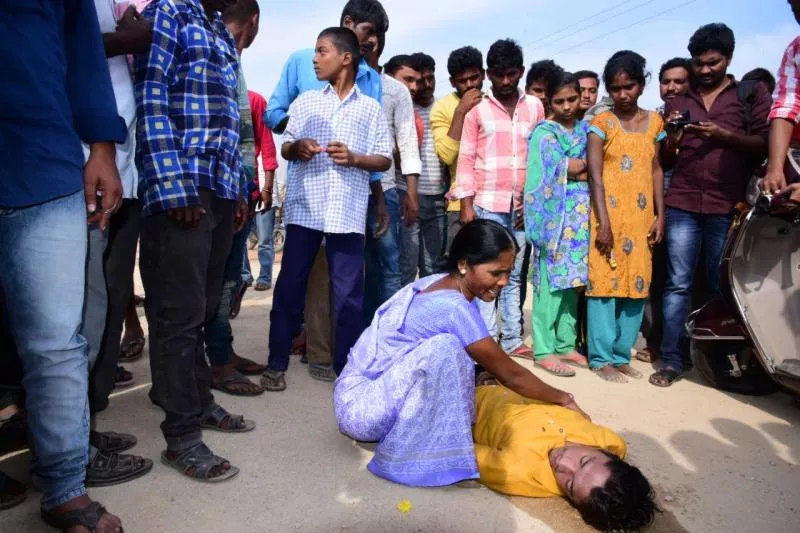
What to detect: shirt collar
<box><xmin>686</xmin><ymin>74</ymin><xmax>739</xmax><ymax>102</ymax></box>
<box><xmin>323</xmin><ymin>83</ymin><xmax>361</xmax><ymax>102</ymax></box>
<box><xmin>486</xmin><ymin>88</ymin><xmax>527</xmax><ymax>110</ymax></box>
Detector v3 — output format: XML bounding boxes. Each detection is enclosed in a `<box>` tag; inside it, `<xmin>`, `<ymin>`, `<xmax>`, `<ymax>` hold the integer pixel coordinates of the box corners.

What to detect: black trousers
<box><xmin>90</xmin><ymin>199</ymin><xmax>141</xmax><ymax>412</ymax></box>
<box><xmin>140</xmin><ymin>190</ymin><xmax>234</xmax><ymax>450</ymax></box>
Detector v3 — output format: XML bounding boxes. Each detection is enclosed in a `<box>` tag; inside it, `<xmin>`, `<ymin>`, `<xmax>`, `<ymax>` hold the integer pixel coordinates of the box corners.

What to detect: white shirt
<box><xmin>379</xmin><ymin>73</ymin><xmax>422</xmax><ymax>192</ymax></box>
<box><xmin>83</xmin><ymin>0</ymin><xmax>139</xmax><ymax>199</ymax></box>
<box><xmin>283</xmin><ymin>84</ymin><xmax>392</xmax><ymax>235</ymax></box>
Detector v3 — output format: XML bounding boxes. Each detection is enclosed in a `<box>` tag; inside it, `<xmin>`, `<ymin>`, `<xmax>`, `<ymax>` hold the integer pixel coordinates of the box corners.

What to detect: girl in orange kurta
<box><xmin>586</xmin><ymin>52</ymin><xmax>666</xmax><ymax>383</ymax></box>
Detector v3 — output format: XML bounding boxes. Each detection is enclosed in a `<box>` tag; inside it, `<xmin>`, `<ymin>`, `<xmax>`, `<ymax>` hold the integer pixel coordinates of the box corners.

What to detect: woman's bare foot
<box><xmin>594</xmin><ymin>365</ymin><xmax>628</xmax><ymax>383</ymax></box>
<box><xmin>45</xmin><ymin>495</ymin><xmax>122</xmax><ymax>533</ymax></box>
<box><xmin>615</xmin><ymin>364</ymin><xmax>643</xmax><ymax>379</ymax></box>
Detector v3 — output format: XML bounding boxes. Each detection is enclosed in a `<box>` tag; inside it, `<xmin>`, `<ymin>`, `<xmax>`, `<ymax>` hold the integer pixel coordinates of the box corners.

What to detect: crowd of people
<box><xmin>2</xmin><ymin>0</ymin><xmax>800</xmax><ymax>531</ymax></box>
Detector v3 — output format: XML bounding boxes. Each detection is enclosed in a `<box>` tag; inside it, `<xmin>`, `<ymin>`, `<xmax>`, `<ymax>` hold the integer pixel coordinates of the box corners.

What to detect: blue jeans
<box><xmin>473</xmin><ymin>205</ymin><xmax>527</xmax><ymax>352</ymax></box>
<box><xmin>364</xmin><ymin>188</ymin><xmax>402</xmax><ymax>324</ymax></box>
<box><xmin>0</xmin><ymin>190</ymin><xmax>89</xmax><ymax>509</ymax></box>
<box><xmin>661</xmin><ymin>207</ymin><xmax>733</xmax><ymax>372</ymax></box>
<box><xmin>398</xmin><ymin>191</ymin><xmax>446</xmax><ymax>285</ymax></box>
<box><xmin>253</xmin><ymin>207</ymin><xmax>277</xmax><ymax>285</ymax></box>
<box><xmin>206</xmin><ymin>218</ymin><xmax>253</xmax><ymax>366</ymax></box>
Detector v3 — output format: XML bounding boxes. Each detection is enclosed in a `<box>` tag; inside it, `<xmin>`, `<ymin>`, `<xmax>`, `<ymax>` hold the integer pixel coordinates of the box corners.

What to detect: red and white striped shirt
<box><xmin>771</xmin><ymin>36</ymin><xmax>800</xmax><ymax>126</ymax></box>
<box><xmin>450</xmin><ymin>90</ymin><xmax>544</xmax><ymax>213</ymax></box>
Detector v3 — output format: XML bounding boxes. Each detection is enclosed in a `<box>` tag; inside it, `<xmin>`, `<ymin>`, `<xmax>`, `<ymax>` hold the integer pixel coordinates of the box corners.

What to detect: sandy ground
<box><xmin>2</xmin><ymin>250</ymin><xmax>799</xmax><ymax>533</ymax></box>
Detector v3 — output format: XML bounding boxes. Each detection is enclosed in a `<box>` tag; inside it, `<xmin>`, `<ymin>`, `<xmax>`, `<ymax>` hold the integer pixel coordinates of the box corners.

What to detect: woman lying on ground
<box><xmin>334</xmin><ymin>219</ymin><xmax>656</xmax><ymax>531</ymax></box>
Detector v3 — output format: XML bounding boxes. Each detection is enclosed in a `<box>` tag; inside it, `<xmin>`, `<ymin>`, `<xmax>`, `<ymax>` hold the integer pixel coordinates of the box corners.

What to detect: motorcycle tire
<box><xmin>690</xmin><ymin>338</ymin><xmax>778</xmax><ymax>396</ymax></box>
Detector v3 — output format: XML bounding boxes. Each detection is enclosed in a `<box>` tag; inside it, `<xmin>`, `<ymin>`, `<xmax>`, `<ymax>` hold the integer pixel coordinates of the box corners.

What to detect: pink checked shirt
<box><xmin>449</xmin><ymin>90</ymin><xmax>545</xmax><ymax>213</ymax></box>
<box><xmin>771</xmin><ymin>36</ymin><xmax>800</xmax><ymax>144</ymax></box>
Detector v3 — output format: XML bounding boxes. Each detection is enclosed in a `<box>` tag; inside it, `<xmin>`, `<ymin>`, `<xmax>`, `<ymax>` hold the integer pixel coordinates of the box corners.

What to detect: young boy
<box><xmin>261</xmin><ymin>27</ymin><xmax>392</xmax><ymax>391</ymax></box>
<box><xmin>135</xmin><ymin>0</ymin><xmax>253</xmax><ymax>482</ymax></box>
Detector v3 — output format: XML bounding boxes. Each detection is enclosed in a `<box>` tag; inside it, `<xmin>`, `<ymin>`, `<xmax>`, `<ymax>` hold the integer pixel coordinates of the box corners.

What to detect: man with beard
<box><xmin>396</xmin><ymin>52</ymin><xmax>449</xmax><ymax>285</ymax></box>
<box><xmin>652</xmin><ymin>24</ymin><xmax>771</xmax><ymax>388</ymax></box>
<box><xmin>573</xmin><ymin>70</ymin><xmax>599</xmax><ymax>120</ymax></box>
<box><xmin>449</xmin><ymin>39</ymin><xmax>545</xmax><ymax>358</ymax></box>
<box><xmin>430</xmin><ymin>46</ymin><xmax>485</xmax><ymax>251</ymax></box>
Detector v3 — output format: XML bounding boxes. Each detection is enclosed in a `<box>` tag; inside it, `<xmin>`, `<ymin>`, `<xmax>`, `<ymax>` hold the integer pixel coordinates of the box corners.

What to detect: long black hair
<box><xmin>443</xmin><ymin>220</ymin><xmax>519</xmax><ymax>273</ymax></box>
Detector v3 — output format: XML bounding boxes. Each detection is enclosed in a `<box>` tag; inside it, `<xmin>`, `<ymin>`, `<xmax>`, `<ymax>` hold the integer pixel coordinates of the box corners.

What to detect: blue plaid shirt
<box><xmin>135</xmin><ymin>0</ymin><xmax>241</xmax><ymax>216</ymax></box>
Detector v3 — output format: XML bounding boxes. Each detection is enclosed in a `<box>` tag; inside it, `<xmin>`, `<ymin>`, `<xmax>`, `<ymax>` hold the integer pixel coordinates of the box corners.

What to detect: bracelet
<box><xmin>559</xmin><ymin>393</ymin><xmax>575</xmax><ymax>406</ymax></box>
<box><xmin>262</xmin><ymin>189</ymin><xmax>273</xmax><ymax>194</ymax></box>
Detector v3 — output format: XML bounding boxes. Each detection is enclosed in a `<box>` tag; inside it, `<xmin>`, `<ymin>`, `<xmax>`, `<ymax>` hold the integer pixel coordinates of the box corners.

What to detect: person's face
<box><xmin>343</xmin><ymin>17</ymin><xmax>379</xmax><ymax>60</ymax></box>
<box><xmin>451</xmin><ymin>67</ymin><xmax>484</xmax><ymax>97</ymax></box>
<box><xmin>526</xmin><ymin>79</ymin><xmax>546</xmax><ymax>100</ymax></box>
<box><xmin>550</xmin><ymin>445</ymin><xmax>613</xmax><ymax>505</ymax></box>
<box><xmin>391</xmin><ymin>66</ymin><xmax>422</xmax><ymax>99</ymax></box>
<box><xmin>659</xmin><ymin>66</ymin><xmax>690</xmax><ymax>102</ymax></box>
<box><xmin>790</xmin><ymin>0</ymin><xmax>800</xmax><ymax>25</ymax></box>
<box><xmin>460</xmin><ymin>249</ymin><xmax>515</xmax><ymax>303</ymax></box>
<box><xmin>550</xmin><ymin>85</ymin><xmax>580</xmax><ymax>123</ymax></box>
<box><xmin>607</xmin><ymin>71</ymin><xmax>643</xmax><ymax>112</ymax></box>
<box><xmin>313</xmin><ymin>37</ymin><xmax>349</xmax><ymax>81</ymax></box>
<box><xmin>692</xmin><ymin>50</ymin><xmax>730</xmax><ymax>88</ymax></box>
<box><xmin>489</xmin><ymin>67</ymin><xmax>523</xmax><ymax>99</ymax></box>
<box><xmin>417</xmin><ymin>69</ymin><xmax>436</xmax><ymax>102</ymax></box>
<box><xmin>242</xmin><ymin>14</ymin><xmax>260</xmax><ymax>49</ymax></box>
<box><xmin>577</xmin><ymin>77</ymin><xmax>599</xmax><ymax>111</ymax></box>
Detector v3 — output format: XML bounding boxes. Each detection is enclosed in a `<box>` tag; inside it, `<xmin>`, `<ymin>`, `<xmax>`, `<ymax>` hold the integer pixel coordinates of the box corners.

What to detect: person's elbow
<box><xmin>375</xmin><ymin>155</ymin><xmax>392</xmax><ymax>172</ymax></box>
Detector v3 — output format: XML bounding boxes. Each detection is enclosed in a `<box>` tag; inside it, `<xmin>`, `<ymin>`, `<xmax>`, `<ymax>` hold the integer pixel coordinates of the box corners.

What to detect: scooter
<box><xmin>687</xmin><ymin>187</ymin><xmax>800</xmax><ymax>397</ymax></box>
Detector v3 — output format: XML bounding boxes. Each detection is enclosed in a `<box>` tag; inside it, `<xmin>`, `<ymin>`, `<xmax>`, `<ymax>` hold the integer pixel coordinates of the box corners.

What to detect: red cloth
<box><xmin>248</xmin><ymin>90</ymin><xmax>279</xmax><ymax>189</ymax></box>
<box><xmin>414</xmin><ymin>111</ymin><xmax>424</xmax><ymax>146</ymax></box>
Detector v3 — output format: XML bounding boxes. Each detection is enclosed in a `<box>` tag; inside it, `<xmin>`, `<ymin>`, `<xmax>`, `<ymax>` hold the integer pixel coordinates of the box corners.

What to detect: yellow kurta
<box><xmin>473</xmin><ymin>385</ymin><xmax>626</xmax><ymax>498</ymax></box>
<box><xmin>587</xmin><ymin>111</ymin><xmax>665</xmax><ymax>298</ymax></box>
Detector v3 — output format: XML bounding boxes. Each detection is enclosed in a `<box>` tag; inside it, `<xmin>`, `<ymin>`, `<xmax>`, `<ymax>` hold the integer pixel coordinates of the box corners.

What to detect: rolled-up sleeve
<box><xmin>770</xmin><ymin>38</ymin><xmax>800</xmax><ymax>123</ymax></box>
<box><xmin>394</xmin><ymin>88</ymin><xmax>422</xmax><ymax>176</ymax></box>
<box><xmin>64</xmin><ymin>0</ymin><xmax>126</xmax><ymax>144</ymax></box>
<box><xmin>450</xmin><ymin>108</ymin><xmax>480</xmax><ymax>199</ymax></box>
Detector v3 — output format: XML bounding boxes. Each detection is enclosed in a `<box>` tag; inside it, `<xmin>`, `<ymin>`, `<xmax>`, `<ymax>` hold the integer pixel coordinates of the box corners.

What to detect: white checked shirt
<box><xmin>283</xmin><ymin>84</ymin><xmax>392</xmax><ymax>234</ymax></box>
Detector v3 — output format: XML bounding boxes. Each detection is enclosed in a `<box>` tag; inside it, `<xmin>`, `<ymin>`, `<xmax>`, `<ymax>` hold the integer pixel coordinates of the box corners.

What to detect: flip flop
<box><xmin>233</xmin><ymin>354</ymin><xmax>267</xmax><ymax>376</ymax></box>
<box><xmin>508</xmin><ymin>345</ymin><xmax>534</xmax><ymax>360</ymax></box>
<box><xmin>534</xmin><ymin>360</ymin><xmax>576</xmax><ymax>377</ymax></box>
<box><xmin>211</xmin><ymin>373</ymin><xmax>265</xmax><ymax>397</ymax></box>
<box><xmin>119</xmin><ymin>335</ymin><xmax>145</xmax><ymax>362</ymax></box>
<box><xmin>558</xmin><ymin>352</ymin><xmax>589</xmax><ymax>368</ymax></box>
<box><xmin>649</xmin><ymin>367</ymin><xmax>683</xmax><ymax>387</ymax></box>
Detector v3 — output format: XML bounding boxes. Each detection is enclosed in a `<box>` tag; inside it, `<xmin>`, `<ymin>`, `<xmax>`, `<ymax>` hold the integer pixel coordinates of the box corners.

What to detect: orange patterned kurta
<box><xmin>587</xmin><ymin>111</ymin><xmax>665</xmax><ymax>299</ymax></box>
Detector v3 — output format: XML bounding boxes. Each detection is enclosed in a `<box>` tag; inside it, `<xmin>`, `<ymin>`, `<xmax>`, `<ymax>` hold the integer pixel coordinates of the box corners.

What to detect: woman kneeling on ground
<box><xmin>334</xmin><ymin>219</ymin><xmax>656</xmax><ymax>531</ymax></box>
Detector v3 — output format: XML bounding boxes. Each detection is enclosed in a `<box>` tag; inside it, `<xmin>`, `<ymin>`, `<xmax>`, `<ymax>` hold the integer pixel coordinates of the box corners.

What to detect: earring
<box><xmin>460</xmin><ymin>269</ymin><xmax>466</xmax><ymax>275</ymax></box>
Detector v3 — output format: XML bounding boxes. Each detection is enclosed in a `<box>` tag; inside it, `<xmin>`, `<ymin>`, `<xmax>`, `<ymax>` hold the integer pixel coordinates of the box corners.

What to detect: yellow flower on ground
<box><xmin>396</xmin><ymin>500</ymin><xmax>413</xmax><ymax>513</ymax></box>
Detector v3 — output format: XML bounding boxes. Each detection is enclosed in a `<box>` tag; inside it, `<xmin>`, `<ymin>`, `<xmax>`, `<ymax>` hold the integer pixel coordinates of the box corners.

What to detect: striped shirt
<box><xmin>450</xmin><ymin>90</ymin><xmax>545</xmax><ymax>213</ymax></box>
<box><xmin>135</xmin><ymin>0</ymin><xmax>241</xmax><ymax>216</ymax></box>
<box><xmin>282</xmin><ymin>84</ymin><xmax>392</xmax><ymax>235</ymax></box>
<box><xmin>397</xmin><ymin>102</ymin><xmax>446</xmax><ymax>195</ymax></box>
<box><xmin>771</xmin><ymin>36</ymin><xmax>800</xmax><ymax>144</ymax></box>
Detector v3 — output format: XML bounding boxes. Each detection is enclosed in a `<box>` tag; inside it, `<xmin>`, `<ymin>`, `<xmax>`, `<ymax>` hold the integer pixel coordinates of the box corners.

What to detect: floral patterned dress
<box><xmin>587</xmin><ymin>111</ymin><xmax>665</xmax><ymax>298</ymax></box>
<box><xmin>524</xmin><ymin>120</ymin><xmax>591</xmax><ymax>290</ymax></box>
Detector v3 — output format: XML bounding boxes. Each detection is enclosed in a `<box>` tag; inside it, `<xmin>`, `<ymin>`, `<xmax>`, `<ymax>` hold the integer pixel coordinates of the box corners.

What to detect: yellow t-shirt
<box><xmin>473</xmin><ymin>385</ymin><xmax>627</xmax><ymax>497</ymax></box>
<box><xmin>430</xmin><ymin>92</ymin><xmax>462</xmax><ymax>213</ymax></box>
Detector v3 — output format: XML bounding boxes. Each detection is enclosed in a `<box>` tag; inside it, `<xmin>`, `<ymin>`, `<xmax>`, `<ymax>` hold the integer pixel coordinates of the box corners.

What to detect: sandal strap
<box><xmin>172</xmin><ymin>443</ymin><xmax>226</xmax><ymax>480</ymax></box>
<box><xmin>202</xmin><ymin>404</ymin><xmax>245</xmax><ymax>430</ymax></box>
<box><xmin>42</xmin><ymin>501</ymin><xmax>107</xmax><ymax>530</ymax></box>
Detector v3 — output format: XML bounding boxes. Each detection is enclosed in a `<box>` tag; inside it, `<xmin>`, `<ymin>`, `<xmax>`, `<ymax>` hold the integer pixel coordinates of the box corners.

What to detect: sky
<box><xmin>241</xmin><ymin>0</ymin><xmax>797</xmax><ymax>109</ymax></box>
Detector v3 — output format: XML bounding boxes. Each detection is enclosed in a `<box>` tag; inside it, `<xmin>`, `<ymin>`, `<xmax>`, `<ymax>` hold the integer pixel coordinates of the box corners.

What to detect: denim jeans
<box><xmin>206</xmin><ymin>218</ymin><xmax>252</xmax><ymax>366</ymax></box>
<box><xmin>364</xmin><ymin>187</ymin><xmax>402</xmax><ymax>324</ymax></box>
<box><xmin>140</xmin><ymin>190</ymin><xmax>234</xmax><ymax>451</ymax></box>
<box><xmin>398</xmin><ymin>192</ymin><xmax>446</xmax><ymax>285</ymax></box>
<box><xmin>473</xmin><ymin>205</ymin><xmax>527</xmax><ymax>352</ymax></box>
<box><xmin>661</xmin><ymin>207</ymin><xmax>733</xmax><ymax>373</ymax></box>
<box><xmin>82</xmin><ymin>225</ymin><xmax>109</xmax><ymax>371</ymax></box>
<box><xmin>252</xmin><ymin>207</ymin><xmax>276</xmax><ymax>285</ymax></box>
<box><xmin>0</xmin><ymin>190</ymin><xmax>90</xmax><ymax>509</ymax></box>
